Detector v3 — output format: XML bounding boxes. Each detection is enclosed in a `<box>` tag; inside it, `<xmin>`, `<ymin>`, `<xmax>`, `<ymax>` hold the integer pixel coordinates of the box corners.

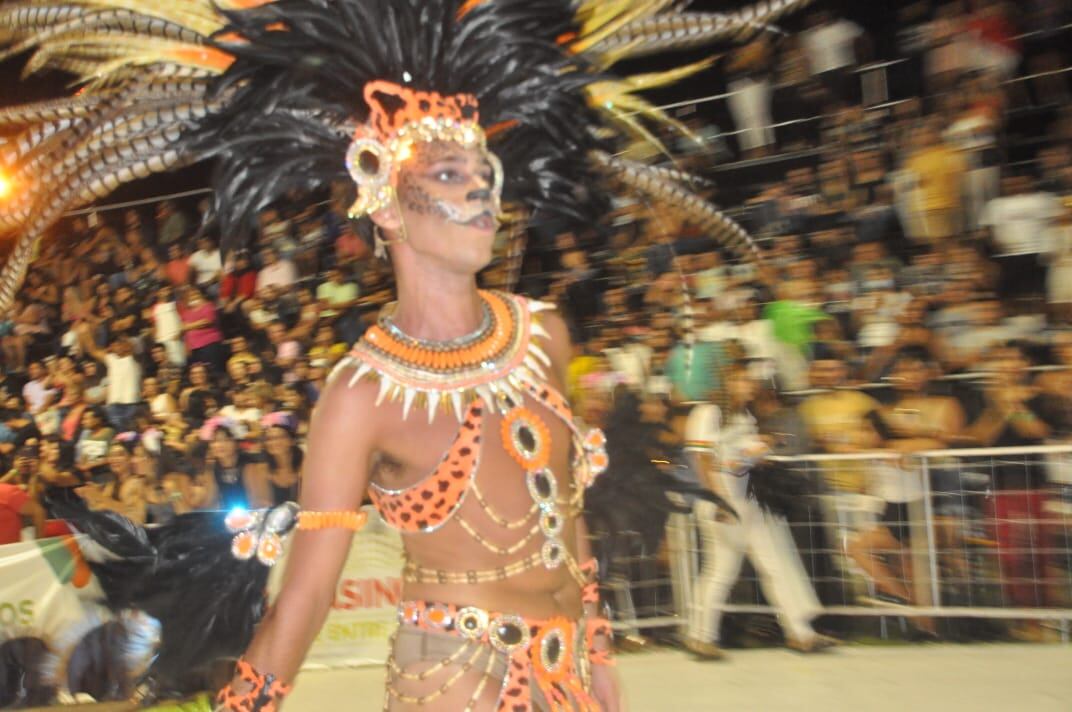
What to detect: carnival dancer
<box><xmin>0</xmin><ymin>1</ymin><xmax>812</xmax><ymax>709</ymax></box>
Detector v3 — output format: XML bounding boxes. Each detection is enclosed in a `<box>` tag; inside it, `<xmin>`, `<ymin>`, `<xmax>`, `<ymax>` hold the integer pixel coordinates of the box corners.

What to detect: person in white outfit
<box><xmin>149</xmin><ymin>285</ymin><xmax>186</xmax><ymax>366</ymax></box>
<box><xmin>684</xmin><ymin>364</ymin><xmax>834</xmax><ymax>658</ymax></box>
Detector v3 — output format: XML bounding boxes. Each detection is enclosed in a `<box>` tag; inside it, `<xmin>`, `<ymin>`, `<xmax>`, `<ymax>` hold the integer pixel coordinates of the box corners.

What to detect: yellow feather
<box><xmin>572</xmin><ymin>0</ymin><xmax>670</xmax><ymax>53</ymax></box>
<box><xmin>61</xmin><ymin>1</ymin><xmax>223</xmax><ymax>35</ymax></box>
<box><xmin>586</xmin><ymin>56</ymin><xmax>714</xmax><ymax>147</ymax></box>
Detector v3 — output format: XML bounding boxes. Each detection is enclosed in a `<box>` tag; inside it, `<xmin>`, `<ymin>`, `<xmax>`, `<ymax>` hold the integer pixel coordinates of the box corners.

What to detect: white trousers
<box><xmin>727</xmin><ymin>78</ymin><xmax>774</xmax><ymax>152</ymax></box>
<box><xmin>688</xmin><ymin>497</ymin><xmax>822</xmax><ymax>644</ymax></box>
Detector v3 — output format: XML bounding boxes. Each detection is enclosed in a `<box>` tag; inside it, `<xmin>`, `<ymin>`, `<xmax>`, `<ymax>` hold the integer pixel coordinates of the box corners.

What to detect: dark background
<box><xmin>0</xmin><ymin>1</ymin><xmax>911</xmax><ymax>209</ymax></box>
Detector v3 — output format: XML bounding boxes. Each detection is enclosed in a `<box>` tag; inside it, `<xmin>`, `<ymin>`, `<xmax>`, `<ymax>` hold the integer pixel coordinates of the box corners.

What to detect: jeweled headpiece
<box><xmin>344</xmin><ymin>80</ymin><xmax>500</xmax><ymax>218</ymax></box>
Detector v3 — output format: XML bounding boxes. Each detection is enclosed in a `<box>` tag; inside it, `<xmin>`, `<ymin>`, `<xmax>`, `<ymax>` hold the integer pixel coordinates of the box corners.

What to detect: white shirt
<box><xmin>22</xmin><ymin>379</ymin><xmax>55</xmax><ymax>413</ymax></box>
<box><xmin>685</xmin><ymin>404</ymin><xmax>762</xmax><ymax>503</ymax></box>
<box><xmin>256</xmin><ymin>260</ymin><xmax>298</xmax><ymax>292</ymax></box>
<box><xmin>802</xmin><ymin>19</ymin><xmax>863</xmax><ymax>74</ymax></box>
<box><xmin>603</xmin><ymin>343</ymin><xmax>653</xmax><ymax>390</ymax></box>
<box><xmin>152</xmin><ymin>301</ymin><xmax>183</xmax><ymax>343</ymax></box>
<box><xmin>105</xmin><ymin>354</ymin><xmax>141</xmax><ymax>405</ymax></box>
<box><xmin>981</xmin><ymin>192</ymin><xmax>1063</xmax><ymax>256</ymax></box>
<box><xmin>188</xmin><ymin>248</ymin><xmax>222</xmax><ymax>285</ymax></box>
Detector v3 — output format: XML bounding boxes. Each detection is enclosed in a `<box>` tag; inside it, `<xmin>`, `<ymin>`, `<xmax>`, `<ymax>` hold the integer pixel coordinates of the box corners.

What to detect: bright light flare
<box><xmin>0</xmin><ymin>172</ymin><xmax>11</xmax><ymax>200</ymax></box>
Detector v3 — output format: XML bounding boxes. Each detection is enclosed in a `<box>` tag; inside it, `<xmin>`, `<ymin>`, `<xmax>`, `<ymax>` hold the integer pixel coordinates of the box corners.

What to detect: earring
<box><xmin>373</xmin><ymin>226</ymin><xmax>390</xmax><ymax>260</ymax></box>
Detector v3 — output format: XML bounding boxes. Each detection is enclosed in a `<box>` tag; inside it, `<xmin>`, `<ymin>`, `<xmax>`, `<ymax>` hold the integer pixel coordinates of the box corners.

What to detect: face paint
<box><xmin>396</xmin><ymin>141</ymin><xmax>503</xmax><ymax>227</ymax></box>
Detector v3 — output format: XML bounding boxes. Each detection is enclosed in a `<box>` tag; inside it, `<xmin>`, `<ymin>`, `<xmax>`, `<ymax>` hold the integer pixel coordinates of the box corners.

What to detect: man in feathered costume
<box><xmin>0</xmin><ymin>1</ymin><xmax>810</xmax><ymax>709</ymax></box>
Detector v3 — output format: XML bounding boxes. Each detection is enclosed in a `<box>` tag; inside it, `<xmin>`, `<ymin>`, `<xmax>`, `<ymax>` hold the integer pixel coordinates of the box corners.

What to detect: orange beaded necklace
<box><xmin>332</xmin><ymin>290</ymin><xmax>556</xmax><ymax>423</ymax></box>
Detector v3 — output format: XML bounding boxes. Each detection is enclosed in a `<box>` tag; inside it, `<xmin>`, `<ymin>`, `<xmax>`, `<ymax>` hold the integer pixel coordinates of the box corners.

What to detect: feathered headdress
<box><xmin>0</xmin><ymin>0</ymin><xmax>811</xmax><ymax>309</ymax></box>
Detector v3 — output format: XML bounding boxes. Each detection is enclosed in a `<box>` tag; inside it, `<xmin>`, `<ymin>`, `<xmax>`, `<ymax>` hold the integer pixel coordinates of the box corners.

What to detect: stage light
<box><xmin>0</xmin><ymin>172</ymin><xmax>11</xmax><ymax>200</ymax></box>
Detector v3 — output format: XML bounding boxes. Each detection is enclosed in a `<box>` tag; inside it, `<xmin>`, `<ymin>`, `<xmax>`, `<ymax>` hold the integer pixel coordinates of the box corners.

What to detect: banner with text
<box><xmin>0</xmin><ymin>508</ymin><xmax>404</xmax><ymax>671</ymax></box>
<box><xmin>270</xmin><ymin>506</ymin><xmax>405</xmax><ymax>669</ymax></box>
<box><xmin>0</xmin><ymin>535</ymin><xmax>104</xmax><ymax>640</ymax></box>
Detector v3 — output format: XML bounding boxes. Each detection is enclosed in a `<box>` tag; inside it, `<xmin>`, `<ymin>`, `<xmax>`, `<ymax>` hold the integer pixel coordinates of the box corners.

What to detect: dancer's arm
<box><xmin>220</xmin><ymin>373</ymin><xmax>376</xmax><ymax>701</ymax></box>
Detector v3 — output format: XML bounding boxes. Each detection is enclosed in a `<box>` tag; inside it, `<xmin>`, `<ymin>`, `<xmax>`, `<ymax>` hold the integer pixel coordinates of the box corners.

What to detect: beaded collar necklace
<box><xmin>332</xmin><ymin>290</ymin><xmax>554</xmax><ymax>423</ymax></box>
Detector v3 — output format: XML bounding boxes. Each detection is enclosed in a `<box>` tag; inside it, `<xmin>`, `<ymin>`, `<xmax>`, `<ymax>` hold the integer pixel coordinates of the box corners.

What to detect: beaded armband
<box><xmin>215</xmin><ymin>658</ymin><xmax>292</xmax><ymax>712</ymax></box>
<box><xmin>297</xmin><ymin>510</ymin><xmax>369</xmax><ymax>531</ymax></box>
<box><xmin>227</xmin><ymin>505</ymin><xmax>367</xmax><ymax>568</ymax></box>
<box><xmin>585</xmin><ymin>617</ymin><xmax>615</xmax><ymax>667</ymax></box>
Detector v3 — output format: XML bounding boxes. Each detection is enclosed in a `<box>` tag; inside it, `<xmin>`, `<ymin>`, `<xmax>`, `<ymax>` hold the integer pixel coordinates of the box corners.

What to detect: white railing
<box><xmin>609</xmin><ymin>445</ymin><xmax>1072</xmax><ymax>640</ymax></box>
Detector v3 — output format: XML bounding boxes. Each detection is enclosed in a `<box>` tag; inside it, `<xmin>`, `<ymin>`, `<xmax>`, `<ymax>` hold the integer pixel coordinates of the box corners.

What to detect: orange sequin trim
<box><xmin>297</xmin><ymin>510</ymin><xmax>369</xmax><ymax>531</ymax></box>
<box><xmin>501</xmin><ymin>407</ymin><xmax>552</xmax><ymax>472</ymax></box>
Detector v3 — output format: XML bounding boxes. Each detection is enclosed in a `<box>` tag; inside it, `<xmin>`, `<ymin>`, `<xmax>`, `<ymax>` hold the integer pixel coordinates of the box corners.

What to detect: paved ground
<box><xmin>288</xmin><ymin>643</ymin><xmax>1071</xmax><ymax>711</ymax></box>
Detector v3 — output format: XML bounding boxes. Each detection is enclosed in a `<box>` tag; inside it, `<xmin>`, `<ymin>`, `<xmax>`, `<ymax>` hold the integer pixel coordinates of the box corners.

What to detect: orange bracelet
<box><xmin>297</xmin><ymin>510</ymin><xmax>369</xmax><ymax>531</ymax></box>
<box><xmin>585</xmin><ymin>617</ymin><xmax>616</xmax><ymax>667</ymax></box>
<box><xmin>215</xmin><ymin>658</ymin><xmax>292</xmax><ymax>711</ymax></box>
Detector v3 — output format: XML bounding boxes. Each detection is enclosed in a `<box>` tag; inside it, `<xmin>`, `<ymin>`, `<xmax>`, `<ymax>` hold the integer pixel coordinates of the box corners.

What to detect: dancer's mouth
<box><xmin>463</xmin><ymin>210</ymin><xmax>497</xmax><ymax>231</ymax></box>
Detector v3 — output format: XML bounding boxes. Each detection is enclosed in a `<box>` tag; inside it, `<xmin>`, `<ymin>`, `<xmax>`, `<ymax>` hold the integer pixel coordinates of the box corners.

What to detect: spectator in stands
<box><xmin>179</xmin><ymin>287</ymin><xmax>226</xmax><ymax>374</ymax></box>
<box><xmin>261</xmin><ymin>413</ymin><xmax>302</xmax><ymax>506</ymax></box>
<box><xmin>219</xmin><ymin>387</ymin><xmax>263</xmax><ymax>437</ymax></box>
<box><xmin>800</xmin><ymin>9</ymin><xmax>866</xmax><ymax>106</ymax></box>
<box><xmin>180</xmin><ymin>362</ymin><xmax>217</xmax><ymax>427</ymax></box>
<box><xmin>75</xmin><ymin>325</ymin><xmax>142</xmax><ymax>432</ymax></box>
<box><xmin>77</xmin><ymin>439</ymin><xmax>147</xmax><ymax>524</ymax></box>
<box><xmin>850</xmin><ymin>352</ymin><xmax>968</xmax><ymax>610</ymax></box>
<box><xmin>37</xmin><ymin>436</ymin><xmax>82</xmax><ymax>503</ymax></box>
<box><xmin>316</xmin><ymin>267</ymin><xmax>361</xmax><ymax>345</ymax></box>
<box><xmin>308</xmin><ymin>324</ymin><xmax>347</xmax><ymax>368</ymax></box>
<box><xmin>4</xmin><ymin>297</ymin><xmax>48</xmax><ymax>372</ymax></box>
<box><xmin>80</xmin><ymin>360</ymin><xmax>106</xmax><ymax>406</ymax></box>
<box><xmin>193</xmin><ymin>422</ymin><xmax>260</xmax><ymax>510</ymax></box>
<box><xmin>965</xmin><ymin>0</ymin><xmax>1022</xmax><ymax>80</ymax></box>
<box><xmin>334</xmin><ymin>219</ymin><xmax>369</xmax><ymax>272</ymax></box>
<box><xmin>0</xmin><ymin>481</ymin><xmax>43</xmax><ymax>545</ymax></box>
<box><xmin>255</xmin><ymin>246</ymin><xmax>298</xmax><ymax>294</ymax></box>
<box><xmin>188</xmin><ymin>236</ymin><xmax>223</xmax><ymax>296</ymax></box>
<box><xmin>73</xmin><ymin>406</ymin><xmax>114</xmax><ymax>485</ymax></box>
<box><xmin>265</xmin><ymin>320</ymin><xmax>303</xmax><ymax>373</ymax></box>
<box><xmin>150</xmin><ymin>286</ymin><xmax>185</xmax><ymax>367</ymax></box>
<box><xmin>763</xmin><ymin>278</ymin><xmax>829</xmax><ymax>390</ymax></box>
<box><xmin>220</xmin><ymin>250</ymin><xmax>257</xmax><ymax>312</ymax></box>
<box><xmin>969</xmin><ymin>342</ymin><xmax>1054</xmax><ymax>630</ymax></box>
<box><xmin>980</xmin><ymin>173</ymin><xmax>1063</xmax><ymax>304</ymax></box>
<box><xmin>1</xmin><ymin>443</ymin><xmax>39</xmax><ymax>487</ymax></box>
<box><xmin>163</xmin><ymin>243</ymin><xmax>191</xmax><ymax>288</ymax></box>
<box><xmin>134</xmin><ymin>442</ymin><xmax>182</xmax><ymax>524</ymax></box>
<box><xmin>110</xmin><ymin>285</ymin><xmax>143</xmax><ymax>343</ymax></box>
<box><xmin>726</xmin><ymin>35</ymin><xmax>776</xmax><ymax>158</ymax></box>
<box><xmin>143</xmin><ymin>377</ymin><xmax>177</xmax><ymax>426</ymax></box>
<box><xmin>904</xmin><ymin>118</ymin><xmax>968</xmax><ymax>245</ymax></box>
<box><xmin>155</xmin><ymin>200</ymin><xmax>189</xmax><ymax>249</ymax></box>
<box><xmin>798</xmin><ymin>355</ymin><xmax>884</xmax><ymax>492</ymax></box>
<box><xmin>1035</xmin><ymin>331</ymin><xmax>1072</xmax><ymax>436</ymax></box>
<box><xmin>22</xmin><ymin>362</ymin><xmax>55</xmax><ymax>415</ymax></box>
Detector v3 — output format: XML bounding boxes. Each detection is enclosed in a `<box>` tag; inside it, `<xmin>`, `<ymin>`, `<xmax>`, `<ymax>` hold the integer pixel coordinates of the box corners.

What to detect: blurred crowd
<box><xmin>0</xmin><ymin>184</ymin><xmax>396</xmax><ymax>543</ymax></box>
<box><xmin>0</xmin><ymin>2</ymin><xmax>1070</xmax><ymax>643</ymax></box>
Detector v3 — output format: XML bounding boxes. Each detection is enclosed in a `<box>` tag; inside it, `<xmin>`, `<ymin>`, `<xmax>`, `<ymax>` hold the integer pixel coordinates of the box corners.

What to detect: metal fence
<box><xmin>606</xmin><ymin>445</ymin><xmax>1072</xmax><ymax>642</ymax></box>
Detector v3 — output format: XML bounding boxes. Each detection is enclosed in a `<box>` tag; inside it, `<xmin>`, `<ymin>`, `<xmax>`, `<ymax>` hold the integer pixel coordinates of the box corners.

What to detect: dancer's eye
<box><xmin>434</xmin><ymin>169</ymin><xmax>464</xmax><ymax>183</ymax></box>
